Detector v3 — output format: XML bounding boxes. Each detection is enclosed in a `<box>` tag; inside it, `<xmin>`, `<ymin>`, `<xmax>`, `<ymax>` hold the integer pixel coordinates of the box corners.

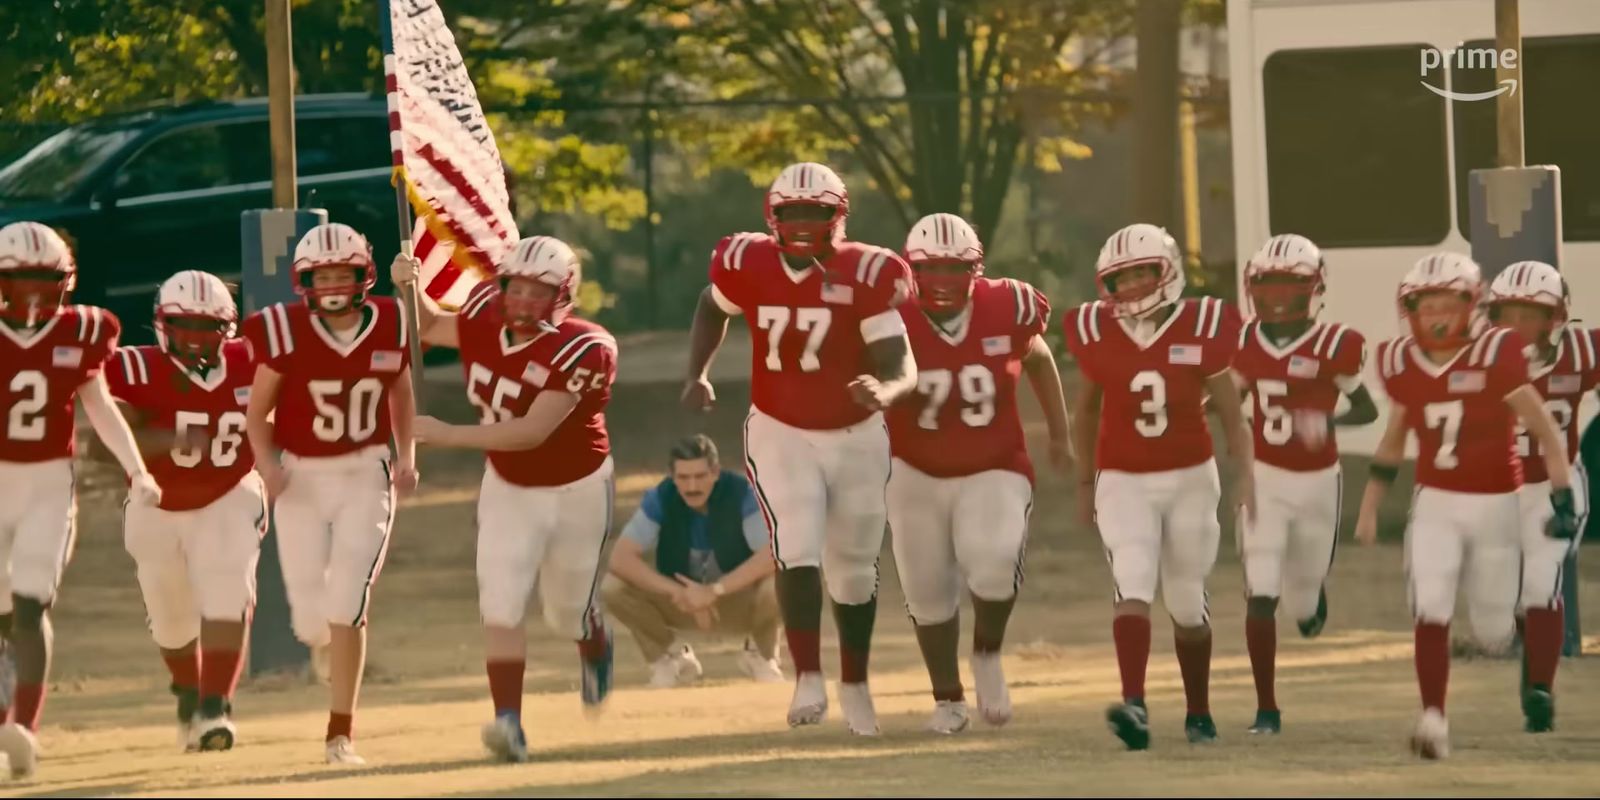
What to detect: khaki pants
<box><xmin>602</xmin><ymin>574</ymin><xmax>781</xmax><ymax>663</ymax></box>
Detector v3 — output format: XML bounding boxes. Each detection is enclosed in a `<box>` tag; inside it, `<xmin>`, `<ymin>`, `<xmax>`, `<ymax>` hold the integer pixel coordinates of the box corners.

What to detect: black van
<box><xmin>0</xmin><ymin>94</ymin><xmax>400</xmax><ymax>342</ymax></box>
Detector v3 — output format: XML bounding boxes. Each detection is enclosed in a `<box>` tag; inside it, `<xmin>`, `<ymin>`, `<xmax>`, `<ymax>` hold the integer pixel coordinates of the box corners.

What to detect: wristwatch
<box><xmin>711</xmin><ymin>581</ymin><xmax>727</xmax><ymax>597</ymax></box>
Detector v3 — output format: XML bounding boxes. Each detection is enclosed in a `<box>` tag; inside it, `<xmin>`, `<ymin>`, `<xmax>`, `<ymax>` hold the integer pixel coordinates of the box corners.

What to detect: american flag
<box><xmin>381</xmin><ymin>0</ymin><xmax>518</xmax><ymax>310</ymax></box>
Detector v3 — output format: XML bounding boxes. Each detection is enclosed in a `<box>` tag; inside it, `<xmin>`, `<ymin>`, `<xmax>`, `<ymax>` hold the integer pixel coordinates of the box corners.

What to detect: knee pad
<box><xmin>1163</xmin><ymin>580</ymin><xmax>1209</xmax><ymax>629</ymax></box>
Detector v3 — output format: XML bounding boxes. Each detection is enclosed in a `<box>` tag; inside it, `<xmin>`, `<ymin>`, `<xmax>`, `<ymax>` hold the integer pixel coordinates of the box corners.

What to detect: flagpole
<box><xmin>379</xmin><ymin>0</ymin><xmax>427</xmax><ymax>408</ymax></box>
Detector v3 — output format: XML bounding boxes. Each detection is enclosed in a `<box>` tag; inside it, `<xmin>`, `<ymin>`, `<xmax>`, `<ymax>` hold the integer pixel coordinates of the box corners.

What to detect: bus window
<box><xmin>1452</xmin><ymin>35</ymin><xmax>1600</xmax><ymax>242</ymax></box>
<box><xmin>1262</xmin><ymin>45</ymin><xmax>1450</xmax><ymax>247</ymax></box>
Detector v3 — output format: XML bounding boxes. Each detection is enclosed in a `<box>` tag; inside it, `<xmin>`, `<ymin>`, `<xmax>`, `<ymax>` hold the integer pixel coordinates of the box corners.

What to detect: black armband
<box><xmin>1368</xmin><ymin>461</ymin><xmax>1400</xmax><ymax>484</ymax></box>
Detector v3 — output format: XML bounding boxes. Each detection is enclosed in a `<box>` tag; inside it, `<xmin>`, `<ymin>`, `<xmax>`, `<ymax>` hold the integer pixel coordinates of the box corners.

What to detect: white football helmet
<box><xmin>1244</xmin><ymin>233</ymin><xmax>1326</xmax><ymax>323</ymax></box>
<box><xmin>0</xmin><ymin>221</ymin><xmax>76</xmax><ymax>325</ymax></box>
<box><xmin>1398</xmin><ymin>251</ymin><xmax>1483</xmax><ymax>348</ymax></box>
<box><xmin>498</xmin><ymin>235</ymin><xmax>580</xmax><ymax>329</ymax></box>
<box><xmin>1486</xmin><ymin>260</ymin><xmax>1569</xmax><ymax>347</ymax></box>
<box><xmin>155</xmin><ymin>270</ymin><xmax>237</xmax><ymax>367</ymax></box>
<box><xmin>765</xmin><ymin>162</ymin><xmax>849</xmax><ymax>258</ymax></box>
<box><xmin>904</xmin><ymin>213</ymin><xmax>983</xmax><ymax>313</ymax></box>
<box><xmin>1096</xmin><ymin>223</ymin><xmax>1183</xmax><ymax>318</ymax></box>
<box><xmin>292</xmin><ymin>223</ymin><xmax>375</xmax><ymax>314</ymax></box>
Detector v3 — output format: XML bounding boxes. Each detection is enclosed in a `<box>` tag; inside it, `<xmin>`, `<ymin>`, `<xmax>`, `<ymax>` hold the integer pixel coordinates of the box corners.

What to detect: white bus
<box><xmin>1228</xmin><ymin>0</ymin><xmax>1600</xmax><ymax>452</ymax></box>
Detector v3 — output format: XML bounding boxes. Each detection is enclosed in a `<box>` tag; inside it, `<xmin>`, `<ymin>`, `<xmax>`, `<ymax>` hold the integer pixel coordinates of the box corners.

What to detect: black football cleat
<box><xmin>1247</xmin><ymin>709</ymin><xmax>1282</xmax><ymax>735</ymax></box>
<box><xmin>1185</xmin><ymin>713</ymin><xmax>1219</xmax><ymax>744</ymax></box>
<box><xmin>1105</xmin><ymin>698</ymin><xmax>1150</xmax><ymax>751</ymax></box>
<box><xmin>1523</xmin><ymin>686</ymin><xmax>1554</xmax><ymax>733</ymax></box>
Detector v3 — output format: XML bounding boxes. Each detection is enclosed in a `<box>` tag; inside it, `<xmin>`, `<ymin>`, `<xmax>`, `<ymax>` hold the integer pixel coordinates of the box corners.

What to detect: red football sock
<box><xmin>326</xmin><ymin>712</ymin><xmax>353</xmax><ymax>742</ymax></box>
<box><xmin>1246</xmin><ymin>616</ymin><xmax>1278</xmax><ymax>712</ymax></box>
<box><xmin>487</xmin><ymin>659</ymin><xmax>525</xmax><ymax>716</ymax></box>
<box><xmin>1524</xmin><ymin>607</ymin><xmax>1564</xmax><ymax>689</ymax></box>
<box><xmin>13</xmin><ymin>683</ymin><xmax>45</xmax><ymax>732</ymax></box>
<box><xmin>1414</xmin><ymin>622</ymin><xmax>1450</xmax><ymax>712</ymax></box>
<box><xmin>163</xmin><ymin>650</ymin><xmax>201</xmax><ymax>691</ymax></box>
<box><xmin>1174</xmin><ymin>629</ymin><xmax>1213</xmax><ymax>716</ymax></box>
<box><xmin>1112</xmin><ymin>615</ymin><xmax>1151</xmax><ymax>702</ymax></box>
<box><xmin>199</xmin><ymin>648</ymin><xmax>243</xmax><ymax>701</ymax></box>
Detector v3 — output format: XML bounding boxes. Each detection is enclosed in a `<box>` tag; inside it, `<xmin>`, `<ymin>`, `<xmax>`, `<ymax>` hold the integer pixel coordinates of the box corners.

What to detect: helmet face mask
<box><xmin>0</xmin><ymin>269</ymin><xmax>72</xmax><ymax>326</ymax></box>
<box><xmin>300</xmin><ymin>265</ymin><xmax>368</xmax><ymax>316</ymax></box>
<box><xmin>498</xmin><ymin>275</ymin><xmax>562</xmax><ymax>333</ymax></box>
<box><xmin>1404</xmin><ymin>289</ymin><xmax>1478</xmax><ymax>349</ymax></box>
<box><xmin>1485</xmin><ymin>260</ymin><xmax>1568</xmax><ymax>348</ymax></box>
<box><xmin>1246</xmin><ymin>271</ymin><xmax>1322</xmax><ymax>324</ymax></box>
<box><xmin>912</xmin><ymin>259</ymin><xmax>979</xmax><ymax>314</ymax></box>
<box><xmin>1488</xmin><ymin>299</ymin><xmax>1557</xmax><ymax>349</ymax></box>
<box><xmin>158</xmin><ymin>314</ymin><xmax>231</xmax><ymax>367</ymax></box>
<box><xmin>1099</xmin><ymin>260</ymin><xmax>1176</xmax><ymax>318</ymax></box>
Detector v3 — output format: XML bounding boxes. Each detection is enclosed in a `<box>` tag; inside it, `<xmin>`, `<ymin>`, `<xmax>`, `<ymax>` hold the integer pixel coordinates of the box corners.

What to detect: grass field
<box><xmin>9</xmin><ymin>380</ymin><xmax>1600</xmax><ymax>797</ymax></box>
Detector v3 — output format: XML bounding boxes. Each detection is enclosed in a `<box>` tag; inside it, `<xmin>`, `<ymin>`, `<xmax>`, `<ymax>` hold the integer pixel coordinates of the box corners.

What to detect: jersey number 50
<box><xmin>309</xmin><ymin>378</ymin><xmax>384</xmax><ymax>443</ymax></box>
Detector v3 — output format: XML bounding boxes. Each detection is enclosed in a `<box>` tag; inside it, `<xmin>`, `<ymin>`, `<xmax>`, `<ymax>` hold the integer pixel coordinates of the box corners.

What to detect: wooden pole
<box><xmin>266</xmin><ymin>0</ymin><xmax>297</xmax><ymax>209</ymax></box>
<box><xmin>1495</xmin><ymin>0</ymin><xmax>1524</xmax><ymax>168</ymax></box>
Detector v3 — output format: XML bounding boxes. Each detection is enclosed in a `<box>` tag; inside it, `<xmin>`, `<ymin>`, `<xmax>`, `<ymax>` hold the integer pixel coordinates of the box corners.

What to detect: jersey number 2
<box><xmin>6</xmin><ymin>370</ymin><xmax>48</xmax><ymax>442</ymax></box>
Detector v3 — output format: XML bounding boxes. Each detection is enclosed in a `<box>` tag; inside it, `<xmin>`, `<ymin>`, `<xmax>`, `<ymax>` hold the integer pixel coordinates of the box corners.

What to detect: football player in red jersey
<box><xmin>241</xmin><ymin>222</ymin><xmax>418</xmax><ymax>765</ymax></box>
<box><xmin>1231</xmin><ymin>234</ymin><xmax>1377</xmax><ymax>735</ymax></box>
<box><xmin>1483</xmin><ymin>260</ymin><xmax>1597</xmax><ymax>734</ymax></box>
<box><xmin>0</xmin><ymin>221</ymin><xmax>161</xmax><ymax>778</ymax></box>
<box><xmin>885</xmin><ymin>214</ymin><xmax>1070</xmax><ymax>734</ymax></box>
<box><xmin>682</xmin><ymin>162</ymin><xmax>918</xmax><ymax>735</ymax></box>
<box><xmin>394</xmin><ymin>235</ymin><xmax>617</xmax><ymax>764</ymax></box>
<box><xmin>1355</xmin><ymin>252</ymin><xmax>1577</xmax><ymax>760</ymax></box>
<box><xmin>105</xmin><ymin>270</ymin><xmax>261</xmax><ymax>754</ymax></box>
<box><xmin>1063</xmin><ymin>223</ymin><xmax>1252</xmax><ymax>750</ymax></box>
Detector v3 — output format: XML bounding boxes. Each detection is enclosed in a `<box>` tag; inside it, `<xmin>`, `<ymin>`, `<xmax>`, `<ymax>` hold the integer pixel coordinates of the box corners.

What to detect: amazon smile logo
<box><xmin>1420</xmin><ymin>45</ymin><xmax>1519</xmax><ymax>101</ymax></box>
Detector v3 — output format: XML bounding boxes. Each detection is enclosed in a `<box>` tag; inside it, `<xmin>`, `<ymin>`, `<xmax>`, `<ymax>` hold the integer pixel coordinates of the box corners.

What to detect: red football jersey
<box><xmin>887</xmin><ymin>278</ymin><xmax>1050</xmax><ymax>481</ymax></box>
<box><xmin>1519</xmin><ymin>325</ymin><xmax>1600</xmax><ymax>483</ymax></box>
<box><xmin>455</xmin><ymin>282</ymin><xmax>615</xmax><ymax>487</ymax></box>
<box><xmin>1064</xmin><ymin>297</ymin><xmax>1241</xmax><ymax>473</ymax></box>
<box><xmin>242</xmin><ymin>298</ymin><xmax>410</xmax><ymax>458</ymax></box>
<box><xmin>0</xmin><ymin>305</ymin><xmax>120</xmax><ymax>463</ymax></box>
<box><xmin>710</xmin><ymin>233</ymin><xmax>913</xmax><ymax>431</ymax></box>
<box><xmin>1377</xmin><ymin>327</ymin><xmax>1528</xmax><ymax>494</ymax></box>
<box><xmin>1232</xmin><ymin>320</ymin><xmax>1367</xmax><ymax>471</ymax></box>
<box><xmin>107</xmin><ymin>340</ymin><xmax>257</xmax><ymax>511</ymax></box>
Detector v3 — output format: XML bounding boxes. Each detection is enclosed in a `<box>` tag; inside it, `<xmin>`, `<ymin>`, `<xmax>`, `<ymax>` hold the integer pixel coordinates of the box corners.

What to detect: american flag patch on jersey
<box><xmin>522</xmin><ymin>362</ymin><xmax>551</xmax><ymax>387</ymax></box>
<box><xmin>371</xmin><ymin>350</ymin><xmax>404</xmax><ymax>373</ymax></box>
<box><xmin>821</xmin><ymin>283</ymin><xmax>855</xmax><ymax>305</ymax></box>
<box><xmin>52</xmin><ymin>346</ymin><xmax>83</xmax><ymax>368</ymax></box>
<box><xmin>1550</xmin><ymin>374</ymin><xmax>1581</xmax><ymax>394</ymax></box>
<box><xmin>1288</xmin><ymin>355</ymin><xmax>1320</xmax><ymax>379</ymax></box>
<box><xmin>1449</xmin><ymin>370</ymin><xmax>1485</xmax><ymax>393</ymax></box>
<box><xmin>1168</xmin><ymin>344</ymin><xmax>1202</xmax><ymax>365</ymax></box>
<box><xmin>234</xmin><ymin>386</ymin><xmax>251</xmax><ymax>405</ymax></box>
<box><xmin>982</xmin><ymin>336</ymin><xmax>1011</xmax><ymax>356</ymax></box>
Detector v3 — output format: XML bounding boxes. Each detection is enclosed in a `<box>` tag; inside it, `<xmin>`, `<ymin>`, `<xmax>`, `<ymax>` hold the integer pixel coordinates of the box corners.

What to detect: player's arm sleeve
<box><xmin>1331</xmin><ymin>327</ymin><xmax>1369</xmax><ymax>394</ymax></box>
<box><xmin>1012</xmin><ymin>280</ymin><xmax>1052</xmax><ymax>345</ymax></box>
<box><xmin>1200</xmin><ymin>299</ymin><xmax>1243</xmax><ymax>377</ymax></box>
<box><xmin>858</xmin><ymin>250</ymin><xmax>914</xmax><ymax>343</ymax></box>
<box><xmin>708</xmin><ymin>235</ymin><xmax>751</xmax><ymax>316</ymax></box>
<box><xmin>240</xmin><ymin>309</ymin><xmax>290</xmax><ymax>372</ymax></box>
<box><xmin>1062</xmin><ymin>303</ymin><xmax>1102</xmax><ymax>384</ymax></box>
<box><xmin>1492</xmin><ymin>328</ymin><xmax>1532</xmax><ymax>398</ymax></box>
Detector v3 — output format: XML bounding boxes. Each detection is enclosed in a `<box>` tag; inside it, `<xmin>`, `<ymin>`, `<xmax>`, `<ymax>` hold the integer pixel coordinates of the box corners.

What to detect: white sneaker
<box><xmin>837</xmin><ymin>681</ymin><xmax>880</xmax><ymax>736</ymax></box>
<box><xmin>787</xmin><ymin>671</ymin><xmax>828</xmax><ymax>727</ymax></box>
<box><xmin>324</xmin><ymin>735</ymin><xmax>366</xmax><ymax>765</ymax></box>
<box><xmin>195</xmin><ymin>715</ymin><xmax>237</xmax><ymax>752</ymax></box>
<box><xmin>970</xmin><ymin>652</ymin><xmax>1012</xmax><ymax>727</ymax></box>
<box><xmin>1410</xmin><ymin>708</ymin><xmax>1450</xmax><ymax>760</ymax></box>
<box><xmin>649</xmin><ymin>654</ymin><xmax>682</xmax><ymax>689</ymax></box>
<box><xmin>0</xmin><ymin>723</ymin><xmax>38</xmax><ymax>778</ymax></box>
<box><xmin>480</xmin><ymin>716</ymin><xmax>529</xmax><ymax>763</ymax></box>
<box><xmin>738</xmin><ymin>643</ymin><xmax>785</xmax><ymax>684</ymax></box>
<box><xmin>675</xmin><ymin>644</ymin><xmax>704</xmax><ymax>683</ymax></box>
<box><xmin>179</xmin><ymin>716</ymin><xmax>198</xmax><ymax>753</ymax></box>
<box><xmin>925</xmin><ymin>700</ymin><xmax>970</xmax><ymax>734</ymax></box>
